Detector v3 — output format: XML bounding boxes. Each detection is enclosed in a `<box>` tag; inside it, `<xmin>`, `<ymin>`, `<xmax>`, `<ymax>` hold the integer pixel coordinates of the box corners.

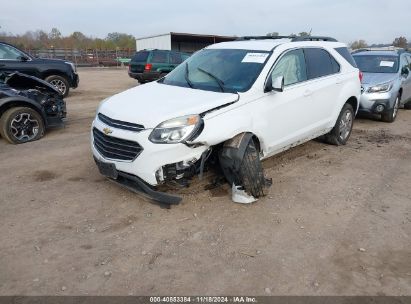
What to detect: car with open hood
<box><xmin>91</xmin><ymin>36</ymin><xmax>361</xmax><ymax>205</ymax></box>
<box><xmin>0</xmin><ymin>72</ymin><xmax>66</xmax><ymax>144</ymax></box>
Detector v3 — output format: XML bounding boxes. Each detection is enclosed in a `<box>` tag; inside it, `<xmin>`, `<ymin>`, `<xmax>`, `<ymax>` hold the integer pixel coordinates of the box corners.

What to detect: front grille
<box><xmin>93</xmin><ymin>128</ymin><xmax>143</xmax><ymax>161</ymax></box>
<box><xmin>98</xmin><ymin>113</ymin><xmax>144</xmax><ymax>132</ymax></box>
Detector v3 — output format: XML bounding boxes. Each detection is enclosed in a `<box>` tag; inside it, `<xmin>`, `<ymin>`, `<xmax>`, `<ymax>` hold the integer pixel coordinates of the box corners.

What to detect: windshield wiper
<box><xmin>185</xmin><ymin>62</ymin><xmax>194</xmax><ymax>88</ymax></box>
<box><xmin>197</xmin><ymin>67</ymin><xmax>225</xmax><ymax>92</ymax></box>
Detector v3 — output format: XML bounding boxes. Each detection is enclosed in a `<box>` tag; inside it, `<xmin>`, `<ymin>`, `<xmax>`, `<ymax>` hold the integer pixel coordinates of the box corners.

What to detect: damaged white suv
<box><xmin>91</xmin><ymin>36</ymin><xmax>361</xmax><ymax>205</ymax></box>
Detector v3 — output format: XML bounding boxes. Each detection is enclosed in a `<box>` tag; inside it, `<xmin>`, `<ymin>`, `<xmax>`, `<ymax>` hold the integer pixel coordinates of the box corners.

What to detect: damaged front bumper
<box><xmin>91</xmin><ymin>118</ymin><xmax>209</xmax><ymax>204</ymax></box>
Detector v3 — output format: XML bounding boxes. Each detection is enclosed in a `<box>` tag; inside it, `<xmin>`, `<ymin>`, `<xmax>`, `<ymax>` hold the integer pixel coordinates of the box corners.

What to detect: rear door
<box><xmin>303</xmin><ymin>48</ymin><xmax>341</xmax><ymax>128</ymax></box>
<box><xmin>0</xmin><ymin>43</ymin><xmax>37</xmax><ymax>77</ymax></box>
<box><xmin>150</xmin><ymin>50</ymin><xmax>171</xmax><ymax>74</ymax></box>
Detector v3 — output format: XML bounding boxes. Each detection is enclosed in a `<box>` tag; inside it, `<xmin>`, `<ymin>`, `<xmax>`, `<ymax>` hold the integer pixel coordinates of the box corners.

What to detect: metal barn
<box><xmin>136</xmin><ymin>32</ymin><xmax>236</xmax><ymax>53</ymax></box>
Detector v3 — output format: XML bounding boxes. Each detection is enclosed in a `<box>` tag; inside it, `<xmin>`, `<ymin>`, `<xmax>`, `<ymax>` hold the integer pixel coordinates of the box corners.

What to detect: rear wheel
<box><xmin>0</xmin><ymin>107</ymin><xmax>45</xmax><ymax>144</ymax></box>
<box><xmin>45</xmin><ymin>75</ymin><xmax>70</xmax><ymax>97</ymax></box>
<box><xmin>324</xmin><ymin>103</ymin><xmax>354</xmax><ymax>145</ymax></box>
<box><xmin>381</xmin><ymin>95</ymin><xmax>400</xmax><ymax>122</ymax></box>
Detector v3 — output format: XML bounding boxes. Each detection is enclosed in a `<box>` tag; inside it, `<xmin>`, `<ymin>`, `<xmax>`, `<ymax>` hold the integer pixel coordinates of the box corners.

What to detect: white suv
<box><xmin>91</xmin><ymin>36</ymin><xmax>361</xmax><ymax>205</ymax></box>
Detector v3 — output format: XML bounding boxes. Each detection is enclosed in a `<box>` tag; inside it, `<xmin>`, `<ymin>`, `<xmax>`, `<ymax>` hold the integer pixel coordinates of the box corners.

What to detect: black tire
<box><xmin>0</xmin><ymin>107</ymin><xmax>45</xmax><ymax>144</ymax></box>
<box><xmin>237</xmin><ymin>139</ymin><xmax>267</xmax><ymax>198</ymax></box>
<box><xmin>324</xmin><ymin>103</ymin><xmax>354</xmax><ymax>145</ymax></box>
<box><xmin>45</xmin><ymin>75</ymin><xmax>70</xmax><ymax>97</ymax></box>
<box><xmin>381</xmin><ymin>95</ymin><xmax>400</xmax><ymax>123</ymax></box>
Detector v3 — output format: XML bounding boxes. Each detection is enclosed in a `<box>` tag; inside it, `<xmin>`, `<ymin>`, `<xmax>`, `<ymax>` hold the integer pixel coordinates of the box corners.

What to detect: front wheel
<box><xmin>381</xmin><ymin>95</ymin><xmax>400</xmax><ymax>123</ymax></box>
<box><xmin>0</xmin><ymin>107</ymin><xmax>45</xmax><ymax>144</ymax></box>
<box><xmin>324</xmin><ymin>103</ymin><xmax>354</xmax><ymax>145</ymax></box>
<box><xmin>45</xmin><ymin>75</ymin><xmax>70</xmax><ymax>97</ymax></box>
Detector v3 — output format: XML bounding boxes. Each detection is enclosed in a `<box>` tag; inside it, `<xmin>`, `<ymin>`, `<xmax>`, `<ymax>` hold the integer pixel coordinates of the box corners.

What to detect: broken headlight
<box><xmin>149</xmin><ymin>114</ymin><xmax>203</xmax><ymax>144</ymax></box>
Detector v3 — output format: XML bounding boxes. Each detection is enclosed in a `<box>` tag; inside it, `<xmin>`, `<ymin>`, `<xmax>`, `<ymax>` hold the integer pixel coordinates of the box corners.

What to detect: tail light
<box><xmin>144</xmin><ymin>63</ymin><xmax>152</xmax><ymax>71</ymax></box>
<box><xmin>359</xmin><ymin>71</ymin><xmax>363</xmax><ymax>83</ymax></box>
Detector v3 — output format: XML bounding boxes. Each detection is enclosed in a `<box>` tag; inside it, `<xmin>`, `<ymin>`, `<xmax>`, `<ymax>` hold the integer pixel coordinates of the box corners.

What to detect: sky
<box><xmin>1</xmin><ymin>0</ymin><xmax>410</xmax><ymax>45</ymax></box>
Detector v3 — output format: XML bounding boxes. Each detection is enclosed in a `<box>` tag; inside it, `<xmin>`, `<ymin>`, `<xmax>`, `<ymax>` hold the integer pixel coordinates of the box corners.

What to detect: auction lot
<box><xmin>0</xmin><ymin>68</ymin><xmax>410</xmax><ymax>295</ymax></box>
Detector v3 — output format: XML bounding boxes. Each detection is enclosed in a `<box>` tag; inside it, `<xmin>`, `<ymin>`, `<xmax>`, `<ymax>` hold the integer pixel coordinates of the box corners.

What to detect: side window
<box><xmin>335</xmin><ymin>47</ymin><xmax>357</xmax><ymax>68</ymax></box>
<box><xmin>151</xmin><ymin>51</ymin><xmax>168</xmax><ymax>64</ymax></box>
<box><xmin>181</xmin><ymin>54</ymin><xmax>190</xmax><ymax>61</ymax></box>
<box><xmin>330</xmin><ymin>55</ymin><xmax>340</xmax><ymax>74</ymax></box>
<box><xmin>304</xmin><ymin>48</ymin><xmax>337</xmax><ymax>79</ymax></box>
<box><xmin>407</xmin><ymin>55</ymin><xmax>411</xmax><ymax>69</ymax></box>
<box><xmin>169</xmin><ymin>52</ymin><xmax>182</xmax><ymax>64</ymax></box>
<box><xmin>0</xmin><ymin>44</ymin><xmax>25</xmax><ymax>60</ymax></box>
<box><xmin>270</xmin><ymin>49</ymin><xmax>307</xmax><ymax>86</ymax></box>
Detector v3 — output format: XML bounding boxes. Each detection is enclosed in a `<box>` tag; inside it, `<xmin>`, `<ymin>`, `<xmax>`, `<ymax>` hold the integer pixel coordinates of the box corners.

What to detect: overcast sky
<box><xmin>1</xmin><ymin>0</ymin><xmax>409</xmax><ymax>44</ymax></box>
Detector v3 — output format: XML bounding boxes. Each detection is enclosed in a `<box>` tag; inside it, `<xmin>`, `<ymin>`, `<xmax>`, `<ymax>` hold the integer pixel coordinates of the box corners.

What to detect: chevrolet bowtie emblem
<box><xmin>103</xmin><ymin>127</ymin><xmax>113</xmax><ymax>135</ymax></box>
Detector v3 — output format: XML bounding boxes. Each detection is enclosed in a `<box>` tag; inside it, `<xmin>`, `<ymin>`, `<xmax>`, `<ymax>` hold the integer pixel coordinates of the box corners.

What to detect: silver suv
<box><xmin>353</xmin><ymin>48</ymin><xmax>411</xmax><ymax>122</ymax></box>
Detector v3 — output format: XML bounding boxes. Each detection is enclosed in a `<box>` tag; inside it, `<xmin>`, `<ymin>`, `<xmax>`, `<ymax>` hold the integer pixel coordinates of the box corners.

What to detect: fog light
<box><xmin>375</xmin><ymin>104</ymin><xmax>385</xmax><ymax>113</ymax></box>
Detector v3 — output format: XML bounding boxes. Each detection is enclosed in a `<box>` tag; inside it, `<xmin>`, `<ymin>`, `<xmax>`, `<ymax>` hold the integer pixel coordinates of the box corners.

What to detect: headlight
<box><xmin>367</xmin><ymin>82</ymin><xmax>393</xmax><ymax>93</ymax></box>
<box><xmin>65</xmin><ymin>61</ymin><xmax>76</xmax><ymax>72</ymax></box>
<box><xmin>149</xmin><ymin>115</ymin><xmax>203</xmax><ymax>144</ymax></box>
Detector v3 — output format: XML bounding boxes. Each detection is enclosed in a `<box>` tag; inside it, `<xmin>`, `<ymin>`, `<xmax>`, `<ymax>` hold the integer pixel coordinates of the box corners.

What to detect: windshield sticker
<box><xmin>241</xmin><ymin>53</ymin><xmax>269</xmax><ymax>63</ymax></box>
<box><xmin>380</xmin><ymin>61</ymin><xmax>395</xmax><ymax>67</ymax></box>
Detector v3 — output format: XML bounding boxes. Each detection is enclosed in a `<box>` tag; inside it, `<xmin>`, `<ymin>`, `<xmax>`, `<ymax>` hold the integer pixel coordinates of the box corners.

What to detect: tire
<box><xmin>381</xmin><ymin>95</ymin><xmax>400</xmax><ymax>123</ymax></box>
<box><xmin>0</xmin><ymin>107</ymin><xmax>45</xmax><ymax>144</ymax></box>
<box><xmin>237</xmin><ymin>139</ymin><xmax>267</xmax><ymax>198</ymax></box>
<box><xmin>324</xmin><ymin>103</ymin><xmax>354</xmax><ymax>145</ymax></box>
<box><xmin>45</xmin><ymin>75</ymin><xmax>70</xmax><ymax>97</ymax></box>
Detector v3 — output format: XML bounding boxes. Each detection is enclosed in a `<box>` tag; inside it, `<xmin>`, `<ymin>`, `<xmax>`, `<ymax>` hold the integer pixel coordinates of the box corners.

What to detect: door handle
<box><xmin>303</xmin><ymin>90</ymin><xmax>312</xmax><ymax>97</ymax></box>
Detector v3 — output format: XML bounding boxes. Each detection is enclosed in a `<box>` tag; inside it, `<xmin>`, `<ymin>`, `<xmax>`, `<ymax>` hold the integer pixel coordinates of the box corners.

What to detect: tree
<box><xmin>350</xmin><ymin>40</ymin><xmax>368</xmax><ymax>50</ymax></box>
<box><xmin>298</xmin><ymin>31</ymin><xmax>311</xmax><ymax>37</ymax></box>
<box><xmin>393</xmin><ymin>36</ymin><xmax>407</xmax><ymax>48</ymax></box>
<box><xmin>106</xmin><ymin>32</ymin><xmax>135</xmax><ymax>48</ymax></box>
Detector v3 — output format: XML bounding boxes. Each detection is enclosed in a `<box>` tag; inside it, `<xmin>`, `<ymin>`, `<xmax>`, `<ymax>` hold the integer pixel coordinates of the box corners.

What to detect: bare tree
<box><xmin>350</xmin><ymin>40</ymin><xmax>368</xmax><ymax>50</ymax></box>
<box><xmin>393</xmin><ymin>36</ymin><xmax>408</xmax><ymax>48</ymax></box>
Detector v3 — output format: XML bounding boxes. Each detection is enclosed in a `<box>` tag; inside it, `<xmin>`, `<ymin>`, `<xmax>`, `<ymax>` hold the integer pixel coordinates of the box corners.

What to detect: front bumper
<box><xmin>91</xmin><ymin>117</ymin><xmax>208</xmax><ymax>199</ymax></box>
<box><xmin>358</xmin><ymin>90</ymin><xmax>396</xmax><ymax>114</ymax></box>
<box><xmin>69</xmin><ymin>72</ymin><xmax>79</xmax><ymax>88</ymax></box>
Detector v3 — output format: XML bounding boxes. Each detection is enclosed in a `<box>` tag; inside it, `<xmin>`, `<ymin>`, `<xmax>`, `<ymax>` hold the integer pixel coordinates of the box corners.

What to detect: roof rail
<box><xmin>237</xmin><ymin>35</ymin><xmax>296</xmax><ymax>41</ymax></box>
<box><xmin>351</xmin><ymin>47</ymin><xmax>405</xmax><ymax>54</ymax></box>
<box><xmin>236</xmin><ymin>35</ymin><xmax>338</xmax><ymax>42</ymax></box>
<box><xmin>291</xmin><ymin>36</ymin><xmax>338</xmax><ymax>42</ymax></box>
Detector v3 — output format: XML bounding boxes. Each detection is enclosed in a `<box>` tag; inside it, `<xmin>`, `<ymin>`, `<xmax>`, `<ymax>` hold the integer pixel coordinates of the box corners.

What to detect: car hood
<box><xmin>98</xmin><ymin>82</ymin><xmax>238</xmax><ymax>128</ymax></box>
<box><xmin>361</xmin><ymin>72</ymin><xmax>398</xmax><ymax>86</ymax></box>
<box><xmin>5</xmin><ymin>72</ymin><xmax>62</xmax><ymax>96</ymax></box>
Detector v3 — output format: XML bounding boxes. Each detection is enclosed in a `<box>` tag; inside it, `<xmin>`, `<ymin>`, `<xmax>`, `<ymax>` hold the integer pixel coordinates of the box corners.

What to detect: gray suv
<box><xmin>353</xmin><ymin>48</ymin><xmax>411</xmax><ymax>122</ymax></box>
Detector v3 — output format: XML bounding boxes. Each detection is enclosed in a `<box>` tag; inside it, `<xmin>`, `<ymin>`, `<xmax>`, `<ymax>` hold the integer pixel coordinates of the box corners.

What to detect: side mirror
<box><xmin>272</xmin><ymin>76</ymin><xmax>284</xmax><ymax>92</ymax></box>
<box><xmin>401</xmin><ymin>66</ymin><xmax>409</xmax><ymax>77</ymax></box>
<box><xmin>18</xmin><ymin>55</ymin><xmax>29</xmax><ymax>62</ymax></box>
<box><xmin>265</xmin><ymin>75</ymin><xmax>284</xmax><ymax>93</ymax></box>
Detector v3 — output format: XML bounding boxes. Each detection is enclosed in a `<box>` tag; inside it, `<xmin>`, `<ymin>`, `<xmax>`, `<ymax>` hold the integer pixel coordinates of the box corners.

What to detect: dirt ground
<box><xmin>0</xmin><ymin>68</ymin><xmax>410</xmax><ymax>296</ymax></box>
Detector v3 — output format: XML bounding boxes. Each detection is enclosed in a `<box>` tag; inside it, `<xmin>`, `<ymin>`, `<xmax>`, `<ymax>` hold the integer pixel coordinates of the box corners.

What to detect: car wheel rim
<box><xmin>49</xmin><ymin>79</ymin><xmax>67</xmax><ymax>95</ymax></box>
<box><xmin>339</xmin><ymin>110</ymin><xmax>353</xmax><ymax>141</ymax></box>
<box><xmin>10</xmin><ymin>113</ymin><xmax>39</xmax><ymax>142</ymax></box>
<box><xmin>393</xmin><ymin>97</ymin><xmax>399</xmax><ymax>118</ymax></box>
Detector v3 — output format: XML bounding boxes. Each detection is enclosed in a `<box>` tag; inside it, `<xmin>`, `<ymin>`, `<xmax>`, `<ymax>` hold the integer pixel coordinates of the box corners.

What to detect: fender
<box><xmin>0</xmin><ymin>96</ymin><xmax>48</xmax><ymax>126</ymax></box>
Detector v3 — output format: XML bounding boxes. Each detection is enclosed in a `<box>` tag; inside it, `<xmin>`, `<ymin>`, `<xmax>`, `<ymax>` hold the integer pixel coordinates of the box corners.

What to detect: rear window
<box><xmin>304</xmin><ymin>48</ymin><xmax>338</xmax><ymax>79</ymax></box>
<box><xmin>151</xmin><ymin>51</ymin><xmax>168</xmax><ymax>63</ymax></box>
<box><xmin>335</xmin><ymin>47</ymin><xmax>357</xmax><ymax>67</ymax></box>
<box><xmin>353</xmin><ymin>55</ymin><xmax>399</xmax><ymax>73</ymax></box>
<box><xmin>131</xmin><ymin>51</ymin><xmax>149</xmax><ymax>62</ymax></box>
<box><xmin>169</xmin><ymin>52</ymin><xmax>182</xmax><ymax>64</ymax></box>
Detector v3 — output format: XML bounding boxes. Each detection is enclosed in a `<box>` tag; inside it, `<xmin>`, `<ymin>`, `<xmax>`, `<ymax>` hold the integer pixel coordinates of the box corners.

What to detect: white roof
<box><xmin>206</xmin><ymin>39</ymin><xmax>346</xmax><ymax>52</ymax></box>
<box><xmin>206</xmin><ymin>39</ymin><xmax>292</xmax><ymax>51</ymax></box>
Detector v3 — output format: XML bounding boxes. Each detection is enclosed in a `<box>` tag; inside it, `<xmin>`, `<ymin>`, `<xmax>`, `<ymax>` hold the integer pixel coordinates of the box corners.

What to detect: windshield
<box><xmin>160</xmin><ymin>49</ymin><xmax>271</xmax><ymax>93</ymax></box>
<box><xmin>353</xmin><ymin>55</ymin><xmax>399</xmax><ymax>73</ymax></box>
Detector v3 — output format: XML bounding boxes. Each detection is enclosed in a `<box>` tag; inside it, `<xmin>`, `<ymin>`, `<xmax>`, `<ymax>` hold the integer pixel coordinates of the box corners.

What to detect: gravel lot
<box><xmin>0</xmin><ymin>68</ymin><xmax>410</xmax><ymax>296</ymax></box>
